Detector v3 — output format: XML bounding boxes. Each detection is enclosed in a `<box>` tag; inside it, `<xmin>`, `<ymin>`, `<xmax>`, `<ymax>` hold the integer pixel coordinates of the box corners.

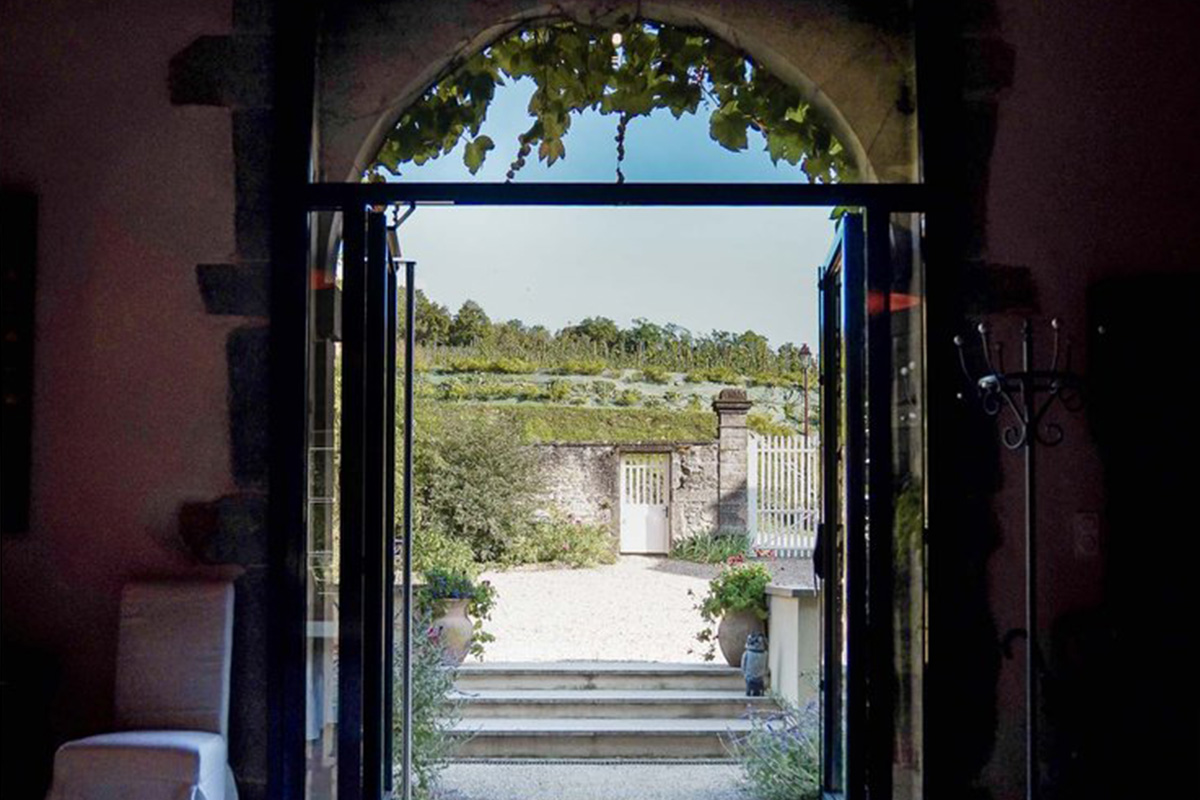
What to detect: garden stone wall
<box><xmin>670</xmin><ymin>443</ymin><xmax>720</xmax><ymax>542</ymax></box>
<box><xmin>532</xmin><ymin>441</ymin><xmax>720</xmax><ymax>545</ymax></box>
<box><xmin>533</xmin><ymin>444</ymin><xmax>619</xmax><ymax>531</ymax></box>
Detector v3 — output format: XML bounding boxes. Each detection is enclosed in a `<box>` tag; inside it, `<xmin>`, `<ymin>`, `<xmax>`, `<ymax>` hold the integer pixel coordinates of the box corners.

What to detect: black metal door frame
<box><xmin>288</xmin><ymin>182</ymin><xmax>923</xmax><ymax>800</ymax></box>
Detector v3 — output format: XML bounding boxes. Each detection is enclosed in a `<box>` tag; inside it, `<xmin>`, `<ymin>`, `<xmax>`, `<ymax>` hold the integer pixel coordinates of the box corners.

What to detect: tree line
<box><xmin>402</xmin><ymin>291</ymin><xmax>815</xmax><ymax>376</ymax></box>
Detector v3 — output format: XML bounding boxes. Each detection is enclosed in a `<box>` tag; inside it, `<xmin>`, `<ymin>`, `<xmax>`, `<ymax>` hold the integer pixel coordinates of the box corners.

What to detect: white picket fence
<box><xmin>746</xmin><ymin>433</ymin><xmax>819</xmax><ymax>557</ymax></box>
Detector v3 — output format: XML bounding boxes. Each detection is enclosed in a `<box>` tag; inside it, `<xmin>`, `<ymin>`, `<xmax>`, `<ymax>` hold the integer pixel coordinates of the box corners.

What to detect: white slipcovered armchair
<box><xmin>46</xmin><ymin>581</ymin><xmax>238</xmax><ymax>800</ymax></box>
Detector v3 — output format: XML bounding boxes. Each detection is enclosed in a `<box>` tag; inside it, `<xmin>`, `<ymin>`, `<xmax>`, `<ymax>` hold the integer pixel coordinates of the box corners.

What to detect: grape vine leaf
<box><xmin>463</xmin><ymin>135</ymin><xmax>495</xmax><ymax>174</ymax></box>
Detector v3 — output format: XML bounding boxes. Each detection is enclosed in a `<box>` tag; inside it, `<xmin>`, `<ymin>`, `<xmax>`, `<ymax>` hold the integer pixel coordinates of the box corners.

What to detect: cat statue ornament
<box><xmin>741</xmin><ymin>632</ymin><xmax>769</xmax><ymax>696</ymax></box>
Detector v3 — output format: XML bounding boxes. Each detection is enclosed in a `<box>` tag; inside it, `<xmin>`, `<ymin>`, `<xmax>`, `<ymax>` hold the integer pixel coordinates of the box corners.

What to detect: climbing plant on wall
<box><xmin>373</xmin><ymin>20</ymin><xmax>852</xmax><ymax>183</ymax></box>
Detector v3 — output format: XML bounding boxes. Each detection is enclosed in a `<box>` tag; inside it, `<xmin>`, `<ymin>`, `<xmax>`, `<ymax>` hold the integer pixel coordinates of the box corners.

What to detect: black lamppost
<box><xmin>799</xmin><ymin>343</ymin><xmax>813</xmax><ymax>439</ymax></box>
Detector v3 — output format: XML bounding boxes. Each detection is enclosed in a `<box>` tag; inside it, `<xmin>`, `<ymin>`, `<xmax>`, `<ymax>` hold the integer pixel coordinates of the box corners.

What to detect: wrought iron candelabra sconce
<box><xmin>954</xmin><ymin>318</ymin><xmax>1090</xmax><ymax>800</ymax></box>
<box><xmin>955</xmin><ymin>318</ymin><xmax>1086</xmax><ymax>451</ymax></box>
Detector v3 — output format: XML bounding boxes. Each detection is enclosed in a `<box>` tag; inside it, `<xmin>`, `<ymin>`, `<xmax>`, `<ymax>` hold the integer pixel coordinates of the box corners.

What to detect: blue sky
<box><xmin>392</xmin><ymin>77</ymin><xmax>834</xmax><ymax>347</ymax></box>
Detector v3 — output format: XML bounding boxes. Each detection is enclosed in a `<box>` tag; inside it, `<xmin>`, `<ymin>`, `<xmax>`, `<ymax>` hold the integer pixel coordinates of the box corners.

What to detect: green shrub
<box><xmin>435</xmin><ymin>378</ymin><xmax>545</xmax><ymax>403</ymax></box>
<box><xmin>438</xmin><ymin>356</ymin><xmax>535</xmax><ymax>374</ymax></box>
<box><xmin>412</xmin><ymin>526</ymin><xmax>478</xmax><ymax>579</ymax></box>
<box><xmin>614</xmin><ymin>388</ymin><xmax>643</xmax><ymax>407</ymax></box>
<box><xmin>636</xmin><ymin>365</ymin><xmax>671</xmax><ymax>384</ymax></box>
<box><xmin>684</xmin><ymin>366</ymin><xmax>743</xmax><ymax>384</ymax></box>
<box><xmin>393</xmin><ymin>612</ymin><xmax>464</xmax><ymax>799</ymax></box>
<box><xmin>747</xmin><ymin>412</ymin><xmax>796</xmax><ymax>437</ymax></box>
<box><xmin>553</xmin><ymin>359</ymin><xmax>606</xmax><ymax>376</ymax></box>
<box><xmin>724</xmin><ymin>699</ymin><xmax>820</xmax><ymax>800</ymax></box>
<box><xmin>671</xmin><ymin>530</ymin><xmax>749</xmax><ymax>564</ymax></box>
<box><xmin>417</xmin><ymin>404</ymin><xmax>716</xmax><ymax>445</ymax></box>
<box><xmin>591</xmin><ymin>379</ymin><xmax>617</xmax><ymax>400</ymax></box>
<box><xmin>410</xmin><ymin>407</ymin><xmax>542</xmax><ymax>563</ymax></box>
<box><xmin>500</xmin><ymin>511</ymin><xmax>617</xmax><ymax>569</ymax></box>
<box><xmin>546</xmin><ymin>379</ymin><xmax>573</xmax><ymax>402</ymax></box>
<box><xmin>663</xmin><ymin>390</ymin><xmax>680</xmax><ymax>405</ymax></box>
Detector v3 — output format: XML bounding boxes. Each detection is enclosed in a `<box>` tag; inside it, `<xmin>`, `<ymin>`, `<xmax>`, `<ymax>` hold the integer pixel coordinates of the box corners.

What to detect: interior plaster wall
<box><xmin>0</xmin><ymin>0</ymin><xmax>239</xmax><ymax>725</ymax></box>
<box><xmin>954</xmin><ymin>3</ymin><xmax>1200</xmax><ymax>796</ymax></box>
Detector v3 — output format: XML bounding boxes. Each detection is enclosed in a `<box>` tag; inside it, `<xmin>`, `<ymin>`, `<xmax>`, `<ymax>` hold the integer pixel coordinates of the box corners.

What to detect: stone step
<box><xmin>455</xmin><ymin>662</ymin><xmax>744</xmax><ymax>692</ymax></box>
<box><xmin>450</xmin><ymin>717</ymin><xmax>752</xmax><ymax>759</ymax></box>
<box><xmin>453</xmin><ymin>688</ymin><xmax>772</xmax><ymax>719</ymax></box>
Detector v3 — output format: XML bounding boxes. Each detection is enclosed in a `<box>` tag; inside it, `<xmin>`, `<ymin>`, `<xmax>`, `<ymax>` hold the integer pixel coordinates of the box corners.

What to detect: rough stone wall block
<box><xmin>713</xmin><ymin>388</ymin><xmax>753</xmax><ymax>532</ymax></box>
<box><xmin>197</xmin><ymin>263</ymin><xmax>271</xmax><ymax>317</ymax></box>
<box><xmin>227</xmin><ymin>326</ymin><xmax>270</xmax><ymax>488</ymax></box>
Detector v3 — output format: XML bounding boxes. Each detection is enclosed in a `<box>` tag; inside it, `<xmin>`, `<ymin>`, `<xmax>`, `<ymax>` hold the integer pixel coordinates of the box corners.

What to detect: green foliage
<box><xmin>636</xmin><ymin>365</ymin><xmax>671</xmax><ymax>384</ymax></box>
<box><xmin>685</xmin><ymin>366</ymin><xmax>744</xmax><ymax>384</ymax></box>
<box><xmin>435</xmin><ymin>378</ymin><xmax>543</xmax><ymax>402</ymax></box>
<box><xmin>546</xmin><ymin>379</ymin><xmax>574</xmax><ymax>402</ymax></box>
<box><xmin>448</xmin><ymin>300</ymin><xmax>492</xmax><ymax>347</ymax></box>
<box><xmin>724</xmin><ymin>699</ymin><xmax>820</xmax><ymax>800</ymax></box>
<box><xmin>374</xmin><ymin>21</ymin><xmax>851</xmax><ymax>184</ymax></box>
<box><xmin>671</xmin><ymin>530</ymin><xmax>749</xmax><ymax>564</ymax></box>
<box><xmin>748</xmin><ymin>371</ymin><xmax>801</xmax><ymax>388</ymax></box>
<box><xmin>413</xmin><ymin>526</ymin><xmax>479</xmax><ymax>579</ymax></box>
<box><xmin>399</xmin><ymin>289</ymin><xmax>453</xmax><ymax>346</ymax></box>
<box><xmin>393</xmin><ymin>613</ymin><xmax>463</xmax><ymax>799</ymax></box>
<box><xmin>591</xmin><ymin>379</ymin><xmax>617</xmax><ymax>400</ymax></box>
<box><xmin>691</xmin><ymin>559</ymin><xmax>772</xmax><ymax>660</ymax></box>
<box><xmin>747</xmin><ymin>412</ymin><xmax>797</xmax><ymax>437</ymax></box>
<box><xmin>409</xmin><ymin>294</ymin><xmax>816</xmax><ymax>382</ymax></box>
<box><xmin>436</xmin><ymin>356</ymin><xmax>536</xmax><ymax>374</ymax></box>
<box><xmin>697</xmin><ymin>560</ymin><xmax>771</xmax><ymax>621</ymax></box>
<box><xmin>409</xmin><ymin>407</ymin><xmax>543</xmax><ymax>563</ymax></box>
<box><xmin>561</xmin><ymin>316</ymin><xmax>621</xmax><ymax>347</ymax></box>
<box><xmin>500</xmin><ymin>510</ymin><xmax>618</xmax><ymax>569</ymax></box>
<box><xmin>553</xmin><ymin>359</ymin><xmax>606</xmax><ymax>376</ymax></box>
<box><xmin>422</xmin><ymin>403</ymin><xmax>715</xmax><ymax>444</ymax></box>
<box><xmin>614</xmin><ymin>388</ymin><xmax>643</xmax><ymax>406</ymax></box>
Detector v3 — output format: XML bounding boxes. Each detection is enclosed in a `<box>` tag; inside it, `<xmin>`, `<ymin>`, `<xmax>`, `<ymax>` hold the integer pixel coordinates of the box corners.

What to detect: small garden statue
<box><xmin>741</xmin><ymin>632</ymin><xmax>769</xmax><ymax>696</ymax></box>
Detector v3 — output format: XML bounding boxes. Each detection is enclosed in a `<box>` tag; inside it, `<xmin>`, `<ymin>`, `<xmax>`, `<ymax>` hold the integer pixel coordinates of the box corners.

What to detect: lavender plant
<box><xmin>725</xmin><ymin>698</ymin><xmax>821</xmax><ymax>800</ymax></box>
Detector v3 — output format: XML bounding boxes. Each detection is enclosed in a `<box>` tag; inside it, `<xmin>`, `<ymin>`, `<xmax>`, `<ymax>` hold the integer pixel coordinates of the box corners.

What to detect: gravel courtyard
<box><xmin>475</xmin><ymin>555</ymin><xmax>814</xmax><ymax>663</ymax></box>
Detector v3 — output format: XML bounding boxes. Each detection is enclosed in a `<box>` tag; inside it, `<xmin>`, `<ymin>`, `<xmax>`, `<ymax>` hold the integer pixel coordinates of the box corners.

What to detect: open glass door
<box><xmin>818</xmin><ymin>210</ymin><xmax>926</xmax><ymax>800</ymax></box>
<box><xmin>818</xmin><ymin>213</ymin><xmax>863</xmax><ymax>799</ymax></box>
<box><xmin>296</xmin><ymin>187</ymin><xmax>926</xmax><ymax>800</ymax></box>
<box><xmin>305</xmin><ymin>208</ymin><xmax>403</xmax><ymax>800</ymax></box>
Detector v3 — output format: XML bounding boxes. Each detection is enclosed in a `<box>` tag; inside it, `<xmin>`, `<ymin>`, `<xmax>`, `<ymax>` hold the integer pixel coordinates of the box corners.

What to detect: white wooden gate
<box><xmin>747</xmin><ymin>434</ymin><xmax>819</xmax><ymax>557</ymax></box>
<box><xmin>619</xmin><ymin>453</ymin><xmax>670</xmax><ymax>554</ymax></box>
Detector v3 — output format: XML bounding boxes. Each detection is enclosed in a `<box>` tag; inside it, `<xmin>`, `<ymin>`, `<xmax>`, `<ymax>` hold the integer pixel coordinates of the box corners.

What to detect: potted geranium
<box><xmin>692</xmin><ymin>556</ymin><xmax>771</xmax><ymax>666</ymax></box>
<box><xmin>416</xmin><ymin>567</ymin><xmax>496</xmax><ymax>664</ymax></box>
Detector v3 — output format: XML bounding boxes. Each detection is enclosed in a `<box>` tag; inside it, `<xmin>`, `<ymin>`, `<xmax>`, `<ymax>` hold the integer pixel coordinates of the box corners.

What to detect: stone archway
<box><xmin>315</xmin><ymin>0</ymin><xmax>918</xmax><ymax>184</ymax></box>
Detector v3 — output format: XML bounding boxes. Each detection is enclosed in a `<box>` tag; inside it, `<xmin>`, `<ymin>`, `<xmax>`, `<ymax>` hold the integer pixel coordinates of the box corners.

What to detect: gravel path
<box><xmin>438</xmin><ymin>762</ymin><xmax>748</xmax><ymax>800</ymax></box>
<box><xmin>475</xmin><ymin>556</ymin><xmax>813</xmax><ymax>663</ymax></box>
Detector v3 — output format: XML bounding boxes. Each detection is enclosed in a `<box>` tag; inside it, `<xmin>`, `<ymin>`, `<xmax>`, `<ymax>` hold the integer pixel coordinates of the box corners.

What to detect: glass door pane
<box><xmin>305</xmin><ymin>208</ymin><xmax>396</xmax><ymax>800</ymax></box>
<box><xmin>306</xmin><ymin>210</ymin><xmax>343</xmax><ymax>800</ymax></box>
<box><xmin>885</xmin><ymin>212</ymin><xmax>926</xmax><ymax>799</ymax></box>
<box><xmin>819</xmin><ymin>213</ymin><xmax>867</xmax><ymax>797</ymax></box>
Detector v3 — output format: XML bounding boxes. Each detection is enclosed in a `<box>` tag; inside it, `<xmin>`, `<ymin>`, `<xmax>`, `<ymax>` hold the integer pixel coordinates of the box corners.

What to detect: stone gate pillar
<box><xmin>713</xmin><ymin>388</ymin><xmax>753</xmax><ymax>532</ymax></box>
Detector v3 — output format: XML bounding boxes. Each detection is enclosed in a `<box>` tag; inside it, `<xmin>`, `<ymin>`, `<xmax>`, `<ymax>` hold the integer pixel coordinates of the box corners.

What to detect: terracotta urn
<box><xmin>717</xmin><ymin>609</ymin><xmax>766</xmax><ymax>667</ymax></box>
<box><xmin>431</xmin><ymin>598</ymin><xmax>473</xmax><ymax>664</ymax></box>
